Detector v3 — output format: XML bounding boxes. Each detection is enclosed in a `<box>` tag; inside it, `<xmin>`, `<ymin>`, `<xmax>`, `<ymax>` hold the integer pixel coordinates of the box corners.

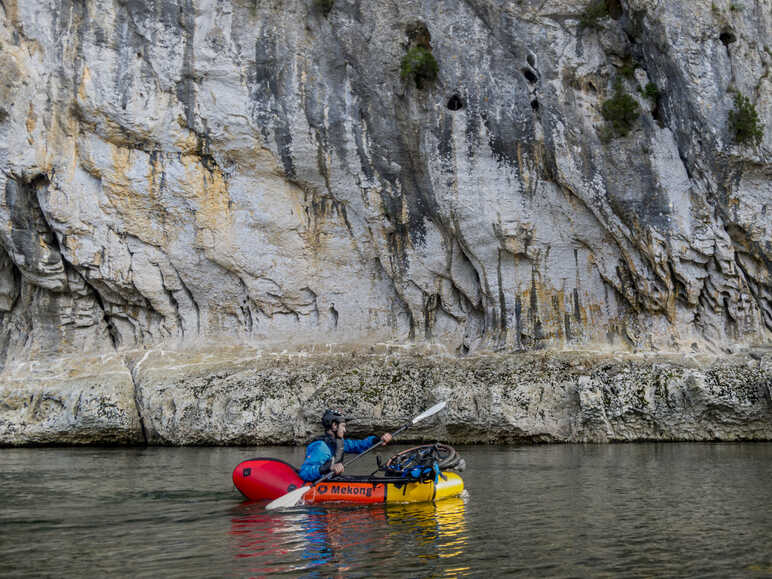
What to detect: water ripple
<box><xmin>0</xmin><ymin>444</ymin><xmax>770</xmax><ymax>577</ymax></box>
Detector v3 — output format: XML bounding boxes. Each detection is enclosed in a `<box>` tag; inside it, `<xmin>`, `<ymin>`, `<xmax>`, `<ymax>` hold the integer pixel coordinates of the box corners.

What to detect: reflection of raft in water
<box><xmin>233</xmin><ymin>445</ymin><xmax>465</xmax><ymax>505</ymax></box>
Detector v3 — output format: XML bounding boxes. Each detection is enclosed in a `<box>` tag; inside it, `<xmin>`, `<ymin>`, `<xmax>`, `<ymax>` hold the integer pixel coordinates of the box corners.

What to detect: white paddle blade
<box><xmin>411</xmin><ymin>400</ymin><xmax>447</xmax><ymax>424</ymax></box>
<box><xmin>265</xmin><ymin>485</ymin><xmax>310</xmax><ymax>510</ymax></box>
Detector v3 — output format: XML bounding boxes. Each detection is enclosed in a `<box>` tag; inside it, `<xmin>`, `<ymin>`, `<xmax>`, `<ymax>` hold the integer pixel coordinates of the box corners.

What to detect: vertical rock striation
<box><xmin>0</xmin><ymin>0</ymin><xmax>769</xmax><ymax>359</ymax></box>
<box><xmin>0</xmin><ymin>1</ymin><xmax>769</xmax><ymax>444</ymax></box>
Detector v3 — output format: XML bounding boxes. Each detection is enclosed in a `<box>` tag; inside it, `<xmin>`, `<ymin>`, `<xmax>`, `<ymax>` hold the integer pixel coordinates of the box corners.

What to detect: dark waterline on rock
<box><xmin>0</xmin><ymin>444</ymin><xmax>770</xmax><ymax>577</ymax></box>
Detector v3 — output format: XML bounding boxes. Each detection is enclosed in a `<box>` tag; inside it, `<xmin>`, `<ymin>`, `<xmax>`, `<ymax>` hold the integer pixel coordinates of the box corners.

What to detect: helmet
<box><xmin>321</xmin><ymin>409</ymin><xmax>346</xmax><ymax>429</ymax></box>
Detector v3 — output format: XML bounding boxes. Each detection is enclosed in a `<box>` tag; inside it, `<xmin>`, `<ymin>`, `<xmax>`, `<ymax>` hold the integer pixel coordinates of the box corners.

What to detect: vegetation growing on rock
<box><xmin>1</xmin><ymin>0</ymin><xmax>769</xmax><ymax>368</ymax></box>
<box><xmin>729</xmin><ymin>92</ymin><xmax>764</xmax><ymax>146</ymax></box>
<box><xmin>580</xmin><ymin>1</ymin><xmax>610</xmax><ymax>29</ymax></box>
<box><xmin>401</xmin><ymin>46</ymin><xmax>439</xmax><ymax>89</ymax></box>
<box><xmin>601</xmin><ymin>81</ymin><xmax>640</xmax><ymax>138</ymax></box>
<box><xmin>618</xmin><ymin>56</ymin><xmax>637</xmax><ymax>79</ymax></box>
<box><xmin>315</xmin><ymin>0</ymin><xmax>334</xmax><ymax>17</ymax></box>
<box><xmin>642</xmin><ymin>82</ymin><xmax>660</xmax><ymax>102</ymax></box>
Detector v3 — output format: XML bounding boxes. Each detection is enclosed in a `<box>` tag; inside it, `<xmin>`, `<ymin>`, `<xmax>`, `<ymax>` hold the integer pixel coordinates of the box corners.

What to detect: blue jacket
<box><xmin>299</xmin><ymin>435</ymin><xmax>378</xmax><ymax>482</ymax></box>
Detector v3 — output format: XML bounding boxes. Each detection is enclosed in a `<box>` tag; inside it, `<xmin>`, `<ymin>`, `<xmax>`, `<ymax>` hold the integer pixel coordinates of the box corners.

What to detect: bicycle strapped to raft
<box><xmin>376</xmin><ymin>443</ymin><xmax>466</xmax><ymax>483</ymax></box>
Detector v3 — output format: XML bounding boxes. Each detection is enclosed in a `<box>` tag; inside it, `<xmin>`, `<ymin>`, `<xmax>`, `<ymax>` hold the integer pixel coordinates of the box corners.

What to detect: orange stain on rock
<box><xmin>104</xmin><ymin>144</ymin><xmax>167</xmax><ymax>247</ymax></box>
<box><xmin>179</xmin><ymin>154</ymin><xmax>233</xmax><ymax>251</ymax></box>
<box><xmin>26</xmin><ymin>102</ymin><xmax>36</xmax><ymax>142</ymax></box>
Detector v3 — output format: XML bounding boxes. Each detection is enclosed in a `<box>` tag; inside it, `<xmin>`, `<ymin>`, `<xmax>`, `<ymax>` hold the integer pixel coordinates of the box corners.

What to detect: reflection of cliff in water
<box><xmin>228</xmin><ymin>497</ymin><xmax>469</xmax><ymax>576</ymax></box>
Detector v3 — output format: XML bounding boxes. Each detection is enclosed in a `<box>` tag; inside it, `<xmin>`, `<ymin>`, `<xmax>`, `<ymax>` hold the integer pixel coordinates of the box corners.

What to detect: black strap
<box><xmin>333</xmin><ymin>437</ymin><xmax>344</xmax><ymax>463</ymax></box>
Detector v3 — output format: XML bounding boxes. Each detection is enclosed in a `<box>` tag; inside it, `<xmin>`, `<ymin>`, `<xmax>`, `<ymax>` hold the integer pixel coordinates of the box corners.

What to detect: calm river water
<box><xmin>1</xmin><ymin>444</ymin><xmax>770</xmax><ymax>577</ymax></box>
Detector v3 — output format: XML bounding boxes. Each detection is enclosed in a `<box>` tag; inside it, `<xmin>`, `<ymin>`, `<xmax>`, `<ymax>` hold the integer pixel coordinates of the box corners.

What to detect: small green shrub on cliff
<box><xmin>641</xmin><ymin>82</ymin><xmax>660</xmax><ymax>101</ymax></box>
<box><xmin>729</xmin><ymin>92</ymin><xmax>764</xmax><ymax>146</ymax></box>
<box><xmin>618</xmin><ymin>56</ymin><xmax>637</xmax><ymax>79</ymax></box>
<box><xmin>401</xmin><ymin>46</ymin><xmax>439</xmax><ymax>89</ymax></box>
<box><xmin>601</xmin><ymin>81</ymin><xmax>640</xmax><ymax>138</ymax></box>
<box><xmin>315</xmin><ymin>0</ymin><xmax>333</xmax><ymax>17</ymax></box>
<box><xmin>580</xmin><ymin>1</ymin><xmax>609</xmax><ymax>29</ymax></box>
<box><xmin>619</xmin><ymin>63</ymin><xmax>636</xmax><ymax>79</ymax></box>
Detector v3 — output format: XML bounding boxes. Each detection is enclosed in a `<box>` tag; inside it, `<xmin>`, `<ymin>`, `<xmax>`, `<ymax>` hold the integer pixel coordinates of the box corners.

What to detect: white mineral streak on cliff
<box><xmin>0</xmin><ymin>1</ymin><xmax>769</xmax><ymax>444</ymax></box>
<box><xmin>0</xmin><ymin>353</ymin><xmax>141</xmax><ymax>444</ymax></box>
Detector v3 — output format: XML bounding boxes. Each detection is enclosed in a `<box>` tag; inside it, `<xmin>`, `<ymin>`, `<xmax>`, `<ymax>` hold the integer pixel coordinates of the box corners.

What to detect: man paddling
<box><xmin>299</xmin><ymin>409</ymin><xmax>392</xmax><ymax>482</ymax></box>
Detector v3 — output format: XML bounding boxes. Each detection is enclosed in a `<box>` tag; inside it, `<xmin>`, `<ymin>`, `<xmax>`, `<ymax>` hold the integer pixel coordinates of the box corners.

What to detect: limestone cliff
<box><xmin>2</xmin><ymin>346</ymin><xmax>770</xmax><ymax>445</ymax></box>
<box><xmin>0</xmin><ymin>1</ymin><xmax>770</xmax><ymax>444</ymax></box>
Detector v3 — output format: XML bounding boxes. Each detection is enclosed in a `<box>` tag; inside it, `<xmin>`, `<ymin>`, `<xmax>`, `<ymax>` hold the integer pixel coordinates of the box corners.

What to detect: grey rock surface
<box><xmin>0</xmin><ymin>2</ymin><xmax>770</xmax><ymax>445</ymax></box>
<box><xmin>129</xmin><ymin>345</ymin><xmax>771</xmax><ymax>445</ymax></box>
<box><xmin>0</xmin><ymin>0</ymin><xmax>769</xmax><ymax>362</ymax></box>
<box><xmin>0</xmin><ymin>353</ymin><xmax>143</xmax><ymax>445</ymax></box>
<box><xmin>1</xmin><ymin>345</ymin><xmax>769</xmax><ymax>445</ymax></box>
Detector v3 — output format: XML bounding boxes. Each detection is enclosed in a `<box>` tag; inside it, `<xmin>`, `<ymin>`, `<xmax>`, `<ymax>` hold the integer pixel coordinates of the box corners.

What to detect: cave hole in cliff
<box><xmin>531</xmin><ymin>99</ymin><xmax>539</xmax><ymax>112</ymax></box>
<box><xmin>522</xmin><ymin>68</ymin><xmax>538</xmax><ymax>84</ymax></box>
<box><xmin>406</xmin><ymin>21</ymin><xmax>432</xmax><ymax>49</ymax></box>
<box><xmin>447</xmin><ymin>94</ymin><xmax>464</xmax><ymax>111</ymax></box>
<box><xmin>719</xmin><ymin>30</ymin><xmax>737</xmax><ymax>46</ymax></box>
<box><xmin>651</xmin><ymin>101</ymin><xmax>661</xmax><ymax>124</ymax></box>
<box><xmin>607</xmin><ymin>0</ymin><xmax>623</xmax><ymax>19</ymax></box>
<box><xmin>329</xmin><ymin>303</ymin><xmax>339</xmax><ymax>328</ymax></box>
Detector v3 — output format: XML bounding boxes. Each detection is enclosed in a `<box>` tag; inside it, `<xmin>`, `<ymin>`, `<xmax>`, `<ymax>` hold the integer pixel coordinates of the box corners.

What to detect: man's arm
<box><xmin>298</xmin><ymin>441</ymin><xmax>332</xmax><ymax>482</ymax></box>
<box><xmin>343</xmin><ymin>435</ymin><xmax>379</xmax><ymax>454</ymax></box>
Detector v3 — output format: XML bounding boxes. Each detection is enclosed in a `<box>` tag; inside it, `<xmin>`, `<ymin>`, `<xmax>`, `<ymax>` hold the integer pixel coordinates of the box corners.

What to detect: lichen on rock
<box><xmin>0</xmin><ymin>1</ymin><xmax>769</xmax><ymax>445</ymax></box>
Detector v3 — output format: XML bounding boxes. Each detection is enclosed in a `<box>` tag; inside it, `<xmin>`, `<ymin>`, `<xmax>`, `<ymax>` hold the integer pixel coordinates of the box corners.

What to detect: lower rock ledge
<box><xmin>0</xmin><ymin>353</ymin><xmax>144</xmax><ymax>445</ymax></box>
<box><xmin>2</xmin><ymin>346</ymin><xmax>770</xmax><ymax>445</ymax></box>
<box><xmin>129</xmin><ymin>345</ymin><xmax>772</xmax><ymax>446</ymax></box>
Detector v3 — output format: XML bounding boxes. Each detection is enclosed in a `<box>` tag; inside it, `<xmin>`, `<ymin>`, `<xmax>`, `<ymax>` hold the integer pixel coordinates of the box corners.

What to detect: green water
<box><xmin>1</xmin><ymin>444</ymin><xmax>770</xmax><ymax>577</ymax></box>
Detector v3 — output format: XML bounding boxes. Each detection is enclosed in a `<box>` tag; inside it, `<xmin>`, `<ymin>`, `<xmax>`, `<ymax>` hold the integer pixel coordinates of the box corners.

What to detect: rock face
<box><xmin>0</xmin><ymin>353</ymin><xmax>143</xmax><ymax>444</ymax></box>
<box><xmin>0</xmin><ymin>1</ymin><xmax>770</xmax><ymax>444</ymax></box>
<box><xmin>2</xmin><ymin>345</ymin><xmax>769</xmax><ymax>446</ymax></box>
<box><xmin>0</xmin><ymin>0</ymin><xmax>769</xmax><ymax>360</ymax></box>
